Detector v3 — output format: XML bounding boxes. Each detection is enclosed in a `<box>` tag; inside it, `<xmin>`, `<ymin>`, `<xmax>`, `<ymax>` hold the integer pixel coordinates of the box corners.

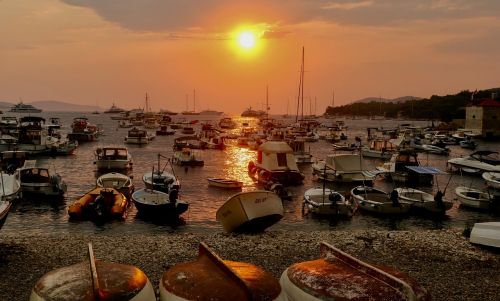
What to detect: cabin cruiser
<box><xmin>288</xmin><ymin>139</ymin><xmax>313</xmax><ymax>164</ymax></box>
<box><xmin>103</xmin><ymin>102</ymin><xmax>125</xmax><ymax>114</ymax></box>
<box><xmin>16</xmin><ymin>116</ymin><xmax>58</xmax><ymax>155</ymax></box>
<box><xmin>377</xmin><ymin>149</ymin><xmax>433</xmax><ymax>185</ymax></box>
<box><xmin>94</xmin><ymin>146</ymin><xmax>133</xmax><ymax>170</ymax></box>
<box><xmin>9</xmin><ymin>101</ymin><xmax>42</xmax><ymax>113</ymax></box>
<box><xmin>361</xmin><ymin>139</ymin><xmax>396</xmax><ymax>159</ymax></box>
<box><xmin>19</xmin><ymin>160</ymin><xmax>67</xmax><ymax>197</ymax></box>
<box><xmin>67</xmin><ymin>117</ymin><xmax>98</xmax><ymax>142</ymax></box>
<box><xmin>447</xmin><ymin>151</ymin><xmax>500</xmax><ymax>173</ymax></box>
<box><xmin>312</xmin><ymin>153</ymin><xmax>377</xmax><ymax>183</ymax></box>
<box><xmin>124</xmin><ymin>127</ymin><xmax>155</xmax><ymax>144</ymax></box>
<box><xmin>248</xmin><ymin>140</ymin><xmax>304</xmax><ymax>186</ymax></box>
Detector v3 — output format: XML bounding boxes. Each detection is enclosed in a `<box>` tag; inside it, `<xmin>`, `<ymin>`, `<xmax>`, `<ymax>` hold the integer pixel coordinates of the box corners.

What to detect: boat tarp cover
<box><xmin>258</xmin><ymin>141</ymin><xmax>293</xmax><ymax>153</ymax></box>
<box><xmin>331</xmin><ymin>154</ymin><xmax>362</xmax><ymax>171</ymax></box>
<box><xmin>405</xmin><ymin>166</ymin><xmax>446</xmax><ymax>174</ymax></box>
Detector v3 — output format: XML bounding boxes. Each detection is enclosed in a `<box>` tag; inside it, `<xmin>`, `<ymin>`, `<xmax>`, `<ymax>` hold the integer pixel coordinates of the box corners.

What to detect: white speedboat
<box><xmin>395</xmin><ymin>188</ymin><xmax>453</xmax><ymax>214</ymax></box>
<box><xmin>455</xmin><ymin>186</ymin><xmax>494</xmax><ymax>209</ymax></box>
<box><xmin>280</xmin><ymin>242</ymin><xmax>430</xmax><ymax>301</ymax></box>
<box><xmin>96</xmin><ymin>172</ymin><xmax>134</xmax><ymax>199</ymax></box>
<box><xmin>351</xmin><ymin>186</ymin><xmax>411</xmax><ymax>214</ymax></box>
<box><xmin>94</xmin><ymin>146</ymin><xmax>133</xmax><ymax>170</ymax></box>
<box><xmin>29</xmin><ymin>243</ymin><xmax>155</xmax><ymax>301</ymax></box>
<box><xmin>483</xmin><ymin>172</ymin><xmax>500</xmax><ymax>189</ymax></box>
<box><xmin>216</xmin><ymin>190</ymin><xmax>283</xmax><ymax>233</ymax></box>
<box><xmin>448</xmin><ymin>151</ymin><xmax>500</xmax><ymax>173</ymax></box>
<box><xmin>159</xmin><ymin>243</ymin><xmax>287</xmax><ymax>301</ymax></box>
<box><xmin>312</xmin><ymin>154</ymin><xmax>377</xmax><ymax>183</ymax></box>
<box><xmin>19</xmin><ymin>160</ymin><xmax>67</xmax><ymax>197</ymax></box>
<box><xmin>470</xmin><ymin>222</ymin><xmax>500</xmax><ymax>248</ymax></box>
<box><xmin>124</xmin><ymin>127</ymin><xmax>154</xmax><ymax>144</ymax></box>
<box><xmin>303</xmin><ymin>187</ymin><xmax>354</xmax><ymax>217</ymax></box>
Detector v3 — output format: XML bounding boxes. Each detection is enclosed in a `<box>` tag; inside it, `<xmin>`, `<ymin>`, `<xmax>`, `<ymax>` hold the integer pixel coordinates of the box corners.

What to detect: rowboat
<box><xmin>302</xmin><ymin>187</ymin><xmax>355</xmax><ymax>217</ymax></box>
<box><xmin>216</xmin><ymin>190</ymin><xmax>283</xmax><ymax>232</ymax></box>
<box><xmin>470</xmin><ymin>222</ymin><xmax>500</xmax><ymax>248</ymax></box>
<box><xmin>159</xmin><ymin>242</ymin><xmax>287</xmax><ymax>301</ymax></box>
<box><xmin>68</xmin><ymin>187</ymin><xmax>128</xmax><ymax>221</ymax></box>
<box><xmin>455</xmin><ymin>186</ymin><xmax>493</xmax><ymax>209</ymax></box>
<box><xmin>207</xmin><ymin>178</ymin><xmax>243</xmax><ymax>189</ymax></box>
<box><xmin>96</xmin><ymin>172</ymin><xmax>134</xmax><ymax>199</ymax></box>
<box><xmin>351</xmin><ymin>186</ymin><xmax>412</xmax><ymax>215</ymax></box>
<box><xmin>395</xmin><ymin>187</ymin><xmax>453</xmax><ymax>214</ymax></box>
<box><xmin>29</xmin><ymin>243</ymin><xmax>156</xmax><ymax>301</ymax></box>
<box><xmin>131</xmin><ymin>188</ymin><xmax>188</xmax><ymax>217</ymax></box>
<box><xmin>482</xmin><ymin>172</ymin><xmax>500</xmax><ymax>189</ymax></box>
<box><xmin>280</xmin><ymin>242</ymin><xmax>431</xmax><ymax>301</ymax></box>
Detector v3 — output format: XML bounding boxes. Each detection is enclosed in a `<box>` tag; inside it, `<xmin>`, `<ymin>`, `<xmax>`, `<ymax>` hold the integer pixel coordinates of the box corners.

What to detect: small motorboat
<box><xmin>483</xmin><ymin>172</ymin><xmax>500</xmax><ymax>189</ymax></box>
<box><xmin>29</xmin><ymin>243</ymin><xmax>156</xmax><ymax>301</ymax></box>
<box><xmin>0</xmin><ymin>200</ymin><xmax>12</xmax><ymax>230</ymax></box>
<box><xmin>303</xmin><ymin>187</ymin><xmax>355</xmax><ymax>217</ymax></box>
<box><xmin>447</xmin><ymin>151</ymin><xmax>500</xmax><ymax>173</ymax></box>
<box><xmin>460</xmin><ymin>139</ymin><xmax>478</xmax><ymax>149</ymax></box>
<box><xmin>143</xmin><ymin>153</ymin><xmax>180</xmax><ymax>194</ymax></box>
<box><xmin>455</xmin><ymin>186</ymin><xmax>494</xmax><ymax>209</ymax></box>
<box><xmin>124</xmin><ymin>127</ymin><xmax>154</xmax><ymax>144</ymax></box>
<box><xmin>131</xmin><ymin>188</ymin><xmax>188</xmax><ymax>217</ymax></box>
<box><xmin>96</xmin><ymin>172</ymin><xmax>134</xmax><ymax>199</ymax></box>
<box><xmin>68</xmin><ymin>187</ymin><xmax>128</xmax><ymax>221</ymax></box>
<box><xmin>156</xmin><ymin>125</ymin><xmax>176</xmax><ymax>136</ymax></box>
<box><xmin>216</xmin><ymin>190</ymin><xmax>284</xmax><ymax>233</ymax></box>
<box><xmin>280</xmin><ymin>242</ymin><xmax>431</xmax><ymax>301</ymax></box>
<box><xmin>351</xmin><ymin>186</ymin><xmax>412</xmax><ymax>215</ymax></box>
<box><xmin>395</xmin><ymin>187</ymin><xmax>453</xmax><ymax>214</ymax></box>
<box><xmin>173</xmin><ymin>148</ymin><xmax>204</xmax><ymax>166</ymax></box>
<box><xmin>159</xmin><ymin>242</ymin><xmax>287</xmax><ymax>301</ymax></box>
<box><xmin>19</xmin><ymin>160</ymin><xmax>67</xmax><ymax>197</ymax></box>
<box><xmin>93</xmin><ymin>146</ymin><xmax>133</xmax><ymax>170</ymax></box>
<box><xmin>470</xmin><ymin>222</ymin><xmax>500</xmax><ymax>248</ymax></box>
<box><xmin>207</xmin><ymin>178</ymin><xmax>243</xmax><ymax>189</ymax></box>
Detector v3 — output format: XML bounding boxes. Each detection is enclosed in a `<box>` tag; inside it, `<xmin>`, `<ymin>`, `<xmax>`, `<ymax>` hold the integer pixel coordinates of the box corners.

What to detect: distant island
<box><xmin>325</xmin><ymin>88</ymin><xmax>500</xmax><ymax>122</ymax></box>
<box><xmin>0</xmin><ymin>100</ymin><xmax>100</xmax><ymax>112</ymax></box>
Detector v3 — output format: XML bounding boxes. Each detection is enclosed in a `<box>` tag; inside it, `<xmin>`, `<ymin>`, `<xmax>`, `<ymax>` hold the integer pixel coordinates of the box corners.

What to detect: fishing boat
<box><xmin>280</xmin><ymin>242</ymin><xmax>430</xmax><ymax>301</ymax></box>
<box><xmin>124</xmin><ymin>127</ymin><xmax>155</xmax><ymax>144</ymax></box>
<box><xmin>142</xmin><ymin>154</ymin><xmax>180</xmax><ymax>194</ymax></box>
<box><xmin>67</xmin><ymin>117</ymin><xmax>98</xmax><ymax>142</ymax></box>
<box><xmin>483</xmin><ymin>172</ymin><xmax>500</xmax><ymax>189</ymax></box>
<box><xmin>447</xmin><ymin>151</ymin><xmax>500</xmax><ymax>173</ymax></box>
<box><xmin>377</xmin><ymin>150</ymin><xmax>434</xmax><ymax>185</ymax></box>
<box><xmin>351</xmin><ymin>186</ymin><xmax>412</xmax><ymax>214</ymax></box>
<box><xmin>131</xmin><ymin>188</ymin><xmax>188</xmax><ymax>217</ymax></box>
<box><xmin>94</xmin><ymin>146</ymin><xmax>133</xmax><ymax>171</ymax></box>
<box><xmin>455</xmin><ymin>186</ymin><xmax>494</xmax><ymax>209</ymax></box>
<box><xmin>216</xmin><ymin>190</ymin><xmax>283</xmax><ymax>233</ymax></box>
<box><xmin>0</xmin><ymin>199</ymin><xmax>12</xmax><ymax>230</ymax></box>
<box><xmin>288</xmin><ymin>139</ymin><xmax>313</xmax><ymax>164</ymax></box>
<box><xmin>19</xmin><ymin>160</ymin><xmax>67</xmax><ymax>197</ymax></box>
<box><xmin>96</xmin><ymin>172</ymin><xmax>134</xmax><ymax>199</ymax></box>
<box><xmin>312</xmin><ymin>153</ymin><xmax>377</xmax><ymax>183</ymax></box>
<box><xmin>395</xmin><ymin>188</ymin><xmax>453</xmax><ymax>214</ymax></box>
<box><xmin>68</xmin><ymin>187</ymin><xmax>128</xmax><ymax>221</ymax></box>
<box><xmin>159</xmin><ymin>242</ymin><xmax>287</xmax><ymax>301</ymax></box>
<box><xmin>173</xmin><ymin>148</ymin><xmax>204</xmax><ymax>166</ymax></box>
<box><xmin>361</xmin><ymin>139</ymin><xmax>396</xmax><ymax>159</ymax></box>
<box><xmin>207</xmin><ymin>178</ymin><xmax>243</xmax><ymax>189</ymax></box>
<box><xmin>29</xmin><ymin>243</ymin><xmax>156</xmax><ymax>301</ymax></box>
<box><xmin>470</xmin><ymin>222</ymin><xmax>500</xmax><ymax>248</ymax></box>
<box><xmin>302</xmin><ymin>187</ymin><xmax>355</xmax><ymax>217</ymax></box>
<box><xmin>248</xmin><ymin>140</ymin><xmax>304</xmax><ymax>186</ymax></box>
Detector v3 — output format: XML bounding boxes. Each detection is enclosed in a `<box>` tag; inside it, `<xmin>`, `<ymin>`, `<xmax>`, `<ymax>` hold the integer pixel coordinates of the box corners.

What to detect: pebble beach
<box><xmin>1</xmin><ymin>229</ymin><xmax>499</xmax><ymax>301</ymax></box>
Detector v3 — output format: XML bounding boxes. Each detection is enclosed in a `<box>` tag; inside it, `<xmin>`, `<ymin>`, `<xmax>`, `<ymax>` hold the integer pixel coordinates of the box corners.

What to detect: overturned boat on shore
<box><xmin>159</xmin><ymin>242</ymin><xmax>287</xmax><ymax>301</ymax></box>
<box><xmin>29</xmin><ymin>243</ymin><xmax>156</xmax><ymax>301</ymax></box>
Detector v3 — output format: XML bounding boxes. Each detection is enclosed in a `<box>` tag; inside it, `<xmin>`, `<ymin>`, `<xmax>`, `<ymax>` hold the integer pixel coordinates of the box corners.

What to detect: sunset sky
<box><xmin>1</xmin><ymin>0</ymin><xmax>499</xmax><ymax>114</ymax></box>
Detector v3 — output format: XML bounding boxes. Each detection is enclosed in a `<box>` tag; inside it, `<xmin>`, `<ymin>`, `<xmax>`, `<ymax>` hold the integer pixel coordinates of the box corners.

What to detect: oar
<box><xmin>88</xmin><ymin>243</ymin><xmax>100</xmax><ymax>301</ymax></box>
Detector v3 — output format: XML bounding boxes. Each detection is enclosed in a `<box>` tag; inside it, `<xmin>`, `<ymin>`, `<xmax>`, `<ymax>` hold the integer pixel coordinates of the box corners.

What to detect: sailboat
<box><xmin>181</xmin><ymin>89</ymin><xmax>200</xmax><ymax>115</ymax></box>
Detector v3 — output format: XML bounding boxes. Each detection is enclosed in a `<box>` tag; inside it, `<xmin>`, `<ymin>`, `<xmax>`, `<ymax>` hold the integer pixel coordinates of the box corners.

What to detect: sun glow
<box><xmin>238</xmin><ymin>31</ymin><xmax>256</xmax><ymax>49</ymax></box>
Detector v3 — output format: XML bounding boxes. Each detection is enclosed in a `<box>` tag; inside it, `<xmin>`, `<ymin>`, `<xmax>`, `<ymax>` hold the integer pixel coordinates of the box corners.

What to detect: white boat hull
<box><xmin>455</xmin><ymin>186</ymin><xmax>492</xmax><ymax>209</ymax></box>
<box><xmin>470</xmin><ymin>222</ymin><xmax>500</xmax><ymax>248</ymax></box>
<box><xmin>351</xmin><ymin>187</ymin><xmax>411</xmax><ymax>214</ymax></box>
<box><xmin>395</xmin><ymin>188</ymin><xmax>453</xmax><ymax>213</ymax></box>
<box><xmin>483</xmin><ymin>172</ymin><xmax>500</xmax><ymax>189</ymax></box>
<box><xmin>216</xmin><ymin>190</ymin><xmax>283</xmax><ymax>232</ymax></box>
<box><xmin>95</xmin><ymin>160</ymin><xmax>132</xmax><ymax>170</ymax></box>
<box><xmin>303</xmin><ymin>188</ymin><xmax>353</xmax><ymax>216</ymax></box>
<box><xmin>207</xmin><ymin>178</ymin><xmax>243</xmax><ymax>189</ymax></box>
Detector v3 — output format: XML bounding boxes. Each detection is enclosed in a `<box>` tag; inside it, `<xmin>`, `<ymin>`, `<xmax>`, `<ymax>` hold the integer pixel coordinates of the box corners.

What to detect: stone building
<box><xmin>465</xmin><ymin>98</ymin><xmax>500</xmax><ymax>139</ymax></box>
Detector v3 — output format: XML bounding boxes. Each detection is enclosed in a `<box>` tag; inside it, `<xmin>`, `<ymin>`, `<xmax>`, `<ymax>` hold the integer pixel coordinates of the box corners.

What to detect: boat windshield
<box><xmin>470</xmin><ymin>151</ymin><xmax>499</xmax><ymax>165</ymax></box>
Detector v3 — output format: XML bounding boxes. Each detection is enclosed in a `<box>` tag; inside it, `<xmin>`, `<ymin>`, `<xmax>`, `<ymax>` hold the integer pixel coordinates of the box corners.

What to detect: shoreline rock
<box><xmin>1</xmin><ymin>229</ymin><xmax>499</xmax><ymax>301</ymax></box>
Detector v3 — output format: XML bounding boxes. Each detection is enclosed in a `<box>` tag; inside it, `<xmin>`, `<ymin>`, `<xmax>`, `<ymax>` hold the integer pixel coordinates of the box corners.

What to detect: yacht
<box><xmin>447</xmin><ymin>151</ymin><xmax>500</xmax><ymax>173</ymax></box>
<box><xmin>198</xmin><ymin>109</ymin><xmax>223</xmax><ymax>116</ymax></box>
<box><xmin>103</xmin><ymin>103</ymin><xmax>125</xmax><ymax>114</ymax></box>
<box><xmin>241</xmin><ymin>107</ymin><xmax>266</xmax><ymax>117</ymax></box>
<box><xmin>9</xmin><ymin>102</ymin><xmax>42</xmax><ymax>113</ymax></box>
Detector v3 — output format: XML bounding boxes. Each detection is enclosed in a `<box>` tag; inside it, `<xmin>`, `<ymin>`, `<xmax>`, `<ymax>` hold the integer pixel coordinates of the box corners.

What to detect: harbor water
<box><xmin>2</xmin><ymin>112</ymin><xmax>499</xmax><ymax>235</ymax></box>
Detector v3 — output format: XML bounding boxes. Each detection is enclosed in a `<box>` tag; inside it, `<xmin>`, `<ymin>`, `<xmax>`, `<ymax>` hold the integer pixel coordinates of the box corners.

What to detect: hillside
<box><xmin>353</xmin><ymin>96</ymin><xmax>422</xmax><ymax>104</ymax></box>
<box><xmin>0</xmin><ymin>100</ymin><xmax>100</xmax><ymax>112</ymax></box>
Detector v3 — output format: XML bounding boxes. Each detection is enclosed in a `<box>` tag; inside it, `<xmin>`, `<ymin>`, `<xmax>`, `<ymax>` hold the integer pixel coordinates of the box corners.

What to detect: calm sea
<box><xmin>2</xmin><ymin>112</ymin><xmax>499</xmax><ymax>235</ymax></box>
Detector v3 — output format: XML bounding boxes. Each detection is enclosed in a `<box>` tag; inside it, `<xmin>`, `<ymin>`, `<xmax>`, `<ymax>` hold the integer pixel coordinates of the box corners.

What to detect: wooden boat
<box><xmin>303</xmin><ymin>187</ymin><xmax>355</xmax><ymax>217</ymax></box>
<box><xmin>68</xmin><ymin>187</ymin><xmax>128</xmax><ymax>220</ymax></box>
<box><xmin>248</xmin><ymin>141</ymin><xmax>304</xmax><ymax>186</ymax></box>
<box><xmin>131</xmin><ymin>188</ymin><xmax>188</xmax><ymax>217</ymax></box>
<box><xmin>395</xmin><ymin>187</ymin><xmax>453</xmax><ymax>214</ymax></box>
<box><xmin>94</xmin><ymin>146</ymin><xmax>133</xmax><ymax>170</ymax></box>
<box><xmin>280</xmin><ymin>242</ymin><xmax>431</xmax><ymax>301</ymax></box>
<box><xmin>455</xmin><ymin>186</ymin><xmax>493</xmax><ymax>209</ymax></box>
<box><xmin>29</xmin><ymin>243</ymin><xmax>156</xmax><ymax>301</ymax></box>
<box><xmin>207</xmin><ymin>178</ymin><xmax>243</xmax><ymax>189</ymax></box>
<box><xmin>216</xmin><ymin>190</ymin><xmax>283</xmax><ymax>233</ymax></box>
<box><xmin>159</xmin><ymin>242</ymin><xmax>287</xmax><ymax>301</ymax></box>
<box><xmin>19</xmin><ymin>160</ymin><xmax>67</xmax><ymax>197</ymax></box>
<box><xmin>0</xmin><ymin>200</ymin><xmax>12</xmax><ymax>230</ymax></box>
<box><xmin>351</xmin><ymin>186</ymin><xmax>412</xmax><ymax>215</ymax></box>
<box><xmin>96</xmin><ymin>172</ymin><xmax>134</xmax><ymax>199</ymax></box>
<box><xmin>483</xmin><ymin>172</ymin><xmax>500</xmax><ymax>189</ymax></box>
<box><xmin>470</xmin><ymin>222</ymin><xmax>500</xmax><ymax>248</ymax></box>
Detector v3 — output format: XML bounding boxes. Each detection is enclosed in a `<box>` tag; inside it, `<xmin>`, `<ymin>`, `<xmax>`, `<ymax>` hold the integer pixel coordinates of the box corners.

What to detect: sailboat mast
<box><xmin>295</xmin><ymin>47</ymin><xmax>304</xmax><ymax>122</ymax></box>
<box><xmin>301</xmin><ymin>46</ymin><xmax>305</xmax><ymax>120</ymax></box>
<box><xmin>266</xmin><ymin>85</ymin><xmax>269</xmax><ymax>118</ymax></box>
<box><xmin>145</xmin><ymin>92</ymin><xmax>149</xmax><ymax>112</ymax></box>
<box><xmin>193</xmin><ymin>89</ymin><xmax>196</xmax><ymax>113</ymax></box>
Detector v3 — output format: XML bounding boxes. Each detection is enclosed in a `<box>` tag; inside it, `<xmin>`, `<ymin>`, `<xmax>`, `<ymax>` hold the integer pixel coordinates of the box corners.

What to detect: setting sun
<box><xmin>238</xmin><ymin>31</ymin><xmax>256</xmax><ymax>49</ymax></box>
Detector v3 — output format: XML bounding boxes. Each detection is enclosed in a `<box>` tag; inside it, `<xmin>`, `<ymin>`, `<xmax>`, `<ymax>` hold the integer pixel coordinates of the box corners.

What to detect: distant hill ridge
<box><xmin>353</xmin><ymin>96</ymin><xmax>422</xmax><ymax>104</ymax></box>
<box><xmin>0</xmin><ymin>100</ymin><xmax>100</xmax><ymax>112</ymax></box>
